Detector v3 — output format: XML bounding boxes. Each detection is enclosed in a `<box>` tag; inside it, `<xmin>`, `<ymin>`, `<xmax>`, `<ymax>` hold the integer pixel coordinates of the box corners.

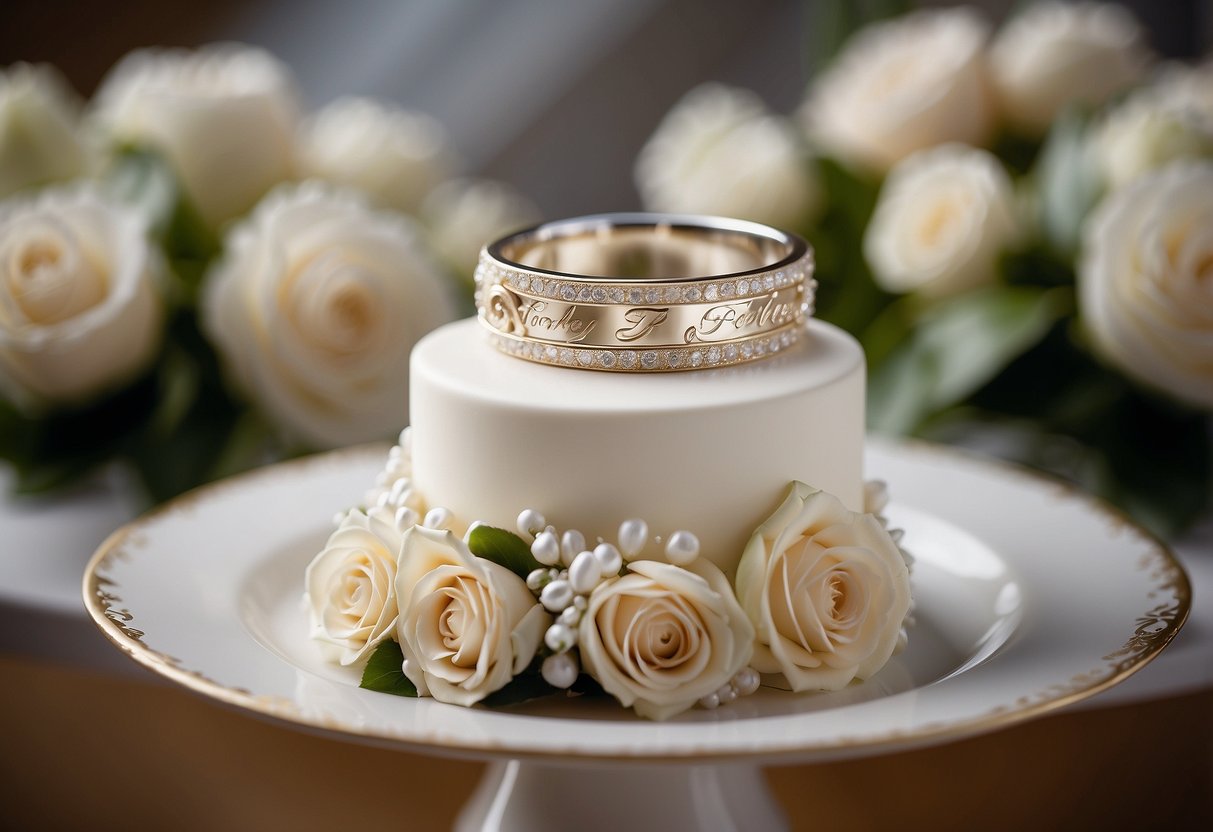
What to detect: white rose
<box><xmin>300</xmin><ymin>96</ymin><xmax>461</xmax><ymax>216</ymax></box>
<box><xmin>1079</xmin><ymin>161</ymin><xmax>1213</xmax><ymax>410</ymax></box>
<box><xmin>0</xmin><ymin>184</ymin><xmax>163</xmax><ymax>409</ymax></box>
<box><xmin>305</xmin><ymin>508</ymin><xmax>404</xmax><ymax>666</ymax></box>
<box><xmin>578</xmin><ymin>558</ymin><xmax>753</xmax><ymax>721</ymax></box>
<box><xmin>863</xmin><ymin>144</ymin><xmax>1020</xmax><ymax>296</ymax></box>
<box><xmin>735</xmin><ymin>482</ymin><xmax>911</xmax><ymax>692</ymax></box>
<box><xmin>91</xmin><ymin>43</ymin><xmax>298</xmax><ymax>229</ymax></box>
<box><xmin>802</xmin><ymin>9</ymin><xmax>993</xmax><ymax>172</ymax></box>
<box><xmin>395</xmin><ymin>525</ymin><xmax>549</xmax><ymax>706</ymax></box>
<box><xmin>201</xmin><ymin>182</ymin><xmax>456</xmax><ymax>448</ymax></box>
<box><xmin>991</xmin><ymin>2</ymin><xmax>1151</xmax><ymax>136</ymax></box>
<box><xmin>1094</xmin><ymin>64</ymin><xmax>1213</xmax><ymax>191</ymax></box>
<box><xmin>420</xmin><ymin>178</ymin><xmax>541</xmax><ymax>278</ymax></box>
<box><xmin>0</xmin><ymin>64</ymin><xmax>90</xmax><ymax>199</ymax></box>
<box><xmin>636</xmin><ymin>83</ymin><xmax>819</xmax><ymax>229</ymax></box>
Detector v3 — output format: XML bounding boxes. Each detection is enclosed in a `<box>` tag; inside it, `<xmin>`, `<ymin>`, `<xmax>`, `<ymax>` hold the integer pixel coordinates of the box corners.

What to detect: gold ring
<box><xmin>475</xmin><ymin>213</ymin><xmax>816</xmax><ymax>372</ymax></box>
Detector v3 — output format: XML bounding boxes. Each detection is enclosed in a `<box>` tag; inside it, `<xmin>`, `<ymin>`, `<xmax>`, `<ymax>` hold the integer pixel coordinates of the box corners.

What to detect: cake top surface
<box><xmin>411</xmin><ymin>317</ymin><xmax>863</xmax><ymax>414</ymax></box>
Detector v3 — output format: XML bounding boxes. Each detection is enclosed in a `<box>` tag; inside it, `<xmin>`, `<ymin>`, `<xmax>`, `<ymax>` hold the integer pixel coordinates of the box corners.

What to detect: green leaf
<box><xmin>467</xmin><ymin>525</ymin><xmax>542</xmax><ymax>579</ymax></box>
<box><xmin>806</xmin><ymin>0</ymin><xmax>910</xmax><ymax>74</ymax></box>
<box><xmin>868</xmin><ymin>286</ymin><xmax>1071</xmax><ymax>435</ymax></box>
<box><xmin>480</xmin><ymin>669</ymin><xmax>557</xmax><ymax>708</ymax></box>
<box><xmin>359</xmin><ymin>639</ymin><xmax>418</xmax><ymax>697</ymax></box>
<box><xmin>1033</xmin><ymin>107</ymin><xmax>1103</xmax><ymax>257</ymax></box>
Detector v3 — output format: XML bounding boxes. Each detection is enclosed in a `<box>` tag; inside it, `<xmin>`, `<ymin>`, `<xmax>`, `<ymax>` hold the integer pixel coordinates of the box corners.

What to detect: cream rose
<box><xmin>0</xmin><ymin>184</ymin><xmax>163</xmax><ymax>409</ymax></box>
<box><xmin>636</xmin><ymin>83</ymin><xmax>819</xmax><ymax>229</ymax></box>
<box><xmin>300</xmin><ymin>96</ymin><xmax>461</xmax><ymax>216</ymax></box>
<box><xmin>802</xmin><ymin>8</ymin><xmax>993</xmax><ymax>172</ymax></box>
<box><xmin>863</xmin><ymin>144</ymin><xmax>1019</xmax><ymax>296</ymax></box>
<box><xmin>1079</xmin><ymin>161</ymin><xmax>1213</xmax><ymax>410</ymax></box>
<box><xmin>395</xmin><ymin>526</ymin><xmax>548</xmax><ymax>706</ymax></box>
<box><xmin>201</xmin><ymin>182</ymin><xmax>455</xmax><ymax>448</ymax></box>
<box><xmin>991</xmin><ymin>2</ymin><xmax>1151</xmax><ymax>136</ymax></box>
<box><xmin>420</xmin><ymin>178</ymin><xmax>541</xmax><ymax>278</ymax></box>
<box><xmin>305</xmin><ymin>508</ymin><xmax>404</xmax><ymax>666</ymax></box>
<box><xmin>736</xmin><ymin>482</ymin><xmax>911</xmax><ymax>692</ymax></box>
<box><xmin>1094</xmin><ymin>65</ymin><xmax>1213</xmax><ymax>191</ymax></box>
<box><xmin>578</xmin><ymin>558</ymin><xmax>753</xmax><ymax>721</ymax></box>
<box><xmin>0</xmin><ymin>64</ymin><xmax>90</xmax><ymax>199</ymax></box>
<box><xmin>91</xmin><ymin>43</ymin><xmax>298</xmax><ymax>229</ymax></box>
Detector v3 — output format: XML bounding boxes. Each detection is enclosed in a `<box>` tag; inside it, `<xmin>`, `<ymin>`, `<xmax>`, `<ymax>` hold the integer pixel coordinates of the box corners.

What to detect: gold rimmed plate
<box><xmin>83</xmin><ymin>439</ymin><xmax>1189</xmax><ymax>764</ymax></box>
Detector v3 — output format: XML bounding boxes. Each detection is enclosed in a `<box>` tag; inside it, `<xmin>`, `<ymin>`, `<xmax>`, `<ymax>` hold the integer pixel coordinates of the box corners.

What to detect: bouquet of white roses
<box><xmin>636</xmin><ymin>1</ymin><xmax>1213</xmax><ymax>537</ymax></box>
<box><xmin>0</xmin><ymin>44</ymin><xmax>539</xmax><ymax>504</ymax></box>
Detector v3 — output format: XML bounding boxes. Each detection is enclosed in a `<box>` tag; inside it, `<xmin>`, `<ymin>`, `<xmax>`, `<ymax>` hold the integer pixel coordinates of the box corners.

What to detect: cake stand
<box><xmin>82</xmin><ymin>441</ymin><xmax>1189</xmax><ymax>831</ymax></box>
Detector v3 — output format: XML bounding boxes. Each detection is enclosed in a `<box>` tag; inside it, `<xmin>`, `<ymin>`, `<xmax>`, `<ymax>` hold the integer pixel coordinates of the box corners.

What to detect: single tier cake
<box><xmin>409</xmin><ymin>316</ymin><xmax>865</xmax><ymax>575</ymax></box>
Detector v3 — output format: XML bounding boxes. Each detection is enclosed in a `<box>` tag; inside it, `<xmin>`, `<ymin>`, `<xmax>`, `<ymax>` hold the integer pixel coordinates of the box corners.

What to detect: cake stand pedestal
<box><xmin>456</xmin><ymin>761</ymin><xmax>784</xmax><ymax>832</ymax></box>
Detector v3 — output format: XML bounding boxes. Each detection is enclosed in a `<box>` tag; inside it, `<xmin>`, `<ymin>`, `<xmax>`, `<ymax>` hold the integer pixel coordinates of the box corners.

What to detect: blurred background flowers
<box><xmin>1</xmin><ymin>0</ymin><xmax>1210</xmax><ymax>537</ymax></box>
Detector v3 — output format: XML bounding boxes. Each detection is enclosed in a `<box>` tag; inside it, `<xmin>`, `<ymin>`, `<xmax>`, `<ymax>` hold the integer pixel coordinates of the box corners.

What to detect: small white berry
<box><xmin>560</xmin><ymin>529</ymin><xmax>586</xmax><ymax>566</ymax></box>
<box><xmin>573</xmin><ymin>595</ymin><xmax>587</xmax><ymax>611</ymax></box>
<box><xmin>540</xmin><ymin>579</ymin><xmax>573</xmax><ymax>612</ymax></box>
<box><xmin>544</xmin><ymin>622</ymin><xmax>577</xmax><ymax>652</ymax></box>
<box><xmin>617</xmin><ymin>519</ymin><xmax>649</xmax><ymax>559</ymax></box>
<box><xmin>394</xmin><ymin>506</ymin><xmax>418</xmax><ymax>531</ymax></box>
<box><xmin>665</xmin><ymin>530</ymin><xmax>700</xmax><ymax>565</ymax></box>
<box><xmin>593</xmin><ymin>542</ymin><xmax>622</xmax><ymax>576</ymax></box>
<box><xmin>541</xmin><ymin>652</ymin><xmax>578</xmax><ymax>689</ymax></box>
<box><xmin>389</xmin><ymin>477</ymin><xmax>411</xmax><ymax>504</ymax></box>
<box><xmin>516</xmin><ymin>509</ymin><xmax>546</xmax><ymax>539</ymax></box>
<box><xmin>531</xmin><ymin>530</ymin><xmax>561</xmax><ymax>566</ymax></box>
<box><xmin>423</xmin><ymin>507</ymin><xmax>451</xmax><ymax>529</ymax></box>
<box><xmin>526</xmin><ymin>568</ymin><xmax>554</xmax><ymax>592</ymax></box>
<box><xmin>559</xmin><ymin>605</ymin><xmax>582</xmax><ymax>627</ymax></box>
<box><xmin>568</xmin><ymin>550</ymin><xmax>600</xmax><ymax>594</ymax></box>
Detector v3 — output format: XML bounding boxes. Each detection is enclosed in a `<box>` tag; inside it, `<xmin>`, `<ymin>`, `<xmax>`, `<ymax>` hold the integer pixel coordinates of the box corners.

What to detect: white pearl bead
<box><xmin>540</xmin><ymin>579</ymin><xmax>573</xmax><ymax>612</ymax></box>
<box><xmin>568</xmin><ymin>550</ymin><xmax>600</xmax><ymax>594</ymax></box>
<box><xmin>394</xmin><ymin>506</ymin><xmax>418</xmax><ymax>531</ymax></box>
<box><xmin>398</xmin><ymin>427</ymin><xmax>412</xmax><ymax>450</ymax></box>
<box><xmin>559</xmin><ymin>605</ymin><xmax>582</xmax><ymax>627</ymax></box>
<box><xmin>544</xmin><ymin>622</ymin><xmax>577</xmax><ymax>652</ymax></box>
<box><xmin>389</xmin><ymin>477</ymin><xmax>411</xmax><ymax>504</ymax></box>
<box><xmin>716</xmin><ymin>684</ymin><xmax>737</xmax><ymax>705</ymax></box>
<box><xmin>699</xmin><ymin>692</ymin><xmax>720</xmax><ymax>709</ymax></box>
<box><xmin>531</xmin><ymin>531</ymin><xmax>561</xmax><ymax>566</ymax></box>
<box><xmin>560</xmin><ymin>529</ymin><xmax>586</xmax><ymax>566</ymax></box>
<box><xmin>526</xmin><ymin>568</ymin><xmax>552</xmax><ymax>592</ymax></box>
<box><xmin>617</xmin><ymin>519</ymin><xmax>648</xmax><ymax>559</ymax></box>
<box><xmin>665</xmin><ymin>530</ymin><xmax>700</xmax><ymax>565</ymax></box>
<box><xmin>733</xmin><ymin>667</ymin><xmax>760</xmax><ymax>696</ymax></box>
<box><xmin>541</xmin><ymin>652</ymin><xmax>579</xmax><ymax>689</ymax></box>
<box><xmin>516</xmin><ymin>509</ymin><xmax>546</xmax><ymax>539</ymax></box>
<box><xmin>423</xmin><ymin>507</ymin><xmax>451</xmax><ymax>529</ymax></box>
<box><xmin>593</xmin><ymin>542</ymin><xmax>623</xmax><ymax>576</ymax></box>
<box><xmin>573</xmin><ymin>595</ymin><xmax>588</xmax><ymax>611</ymax></box>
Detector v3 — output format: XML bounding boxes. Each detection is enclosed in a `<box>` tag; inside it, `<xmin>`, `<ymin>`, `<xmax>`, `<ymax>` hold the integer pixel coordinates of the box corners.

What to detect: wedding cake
<box><xmin>304</xmin><ymin>215</ymin><xmax>913</xmax><ymax>720</ymax></box>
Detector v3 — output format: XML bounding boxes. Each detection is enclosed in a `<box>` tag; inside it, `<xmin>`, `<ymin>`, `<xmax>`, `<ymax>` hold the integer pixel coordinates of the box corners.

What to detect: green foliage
<box><xmin>806</xmin><ymin>0</ymin><xmax>911</xmax><ymax>74</ymax></box>
<box><xmin>867</xmin><ymin>286</ymin><xmax>1072</xmax><ymax>435</ymax></box>
<box><xmin>480</xmin><ymin>663</ymin><xmax>557</xmax><ymax>708</ymax></box>
<box><xmin>359</xmin><ymin>639</ymin><xmax>419</xmax><ymax>697</ymax></box>
<box><xmin>1034</xmin><ymin>108</ymin><xmax>1104</xmax><ymax>257</ymax></box>
<box><xmin>466</xmin><ymin>525</ymin><xmax>543</xmax><ymax>579</ymax></box>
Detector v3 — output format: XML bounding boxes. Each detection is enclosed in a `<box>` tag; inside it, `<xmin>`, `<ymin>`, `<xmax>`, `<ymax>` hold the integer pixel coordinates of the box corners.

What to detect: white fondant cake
<box><xmin>409</xmin><ymin>317</ymin><xmax>865</xmax><ymax>574</ymax></box>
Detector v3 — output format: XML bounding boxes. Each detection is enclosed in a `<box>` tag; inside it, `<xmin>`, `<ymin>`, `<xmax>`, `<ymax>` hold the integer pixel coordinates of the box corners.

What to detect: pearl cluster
<box><xmin>698</xmin><ymin>667</ymin><xmax>761</xmax><ymax>710</ymax></box>
<box><xmin>515</xmin><ymin>509</ymin><xmax>703</xmax><ymax>690</ymax></box>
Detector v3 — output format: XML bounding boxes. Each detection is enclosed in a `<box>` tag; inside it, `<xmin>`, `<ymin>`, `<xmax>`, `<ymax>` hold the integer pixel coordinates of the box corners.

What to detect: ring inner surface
<box><xmin>501</xmin><ymin>226</ymin><xmax>793</xmax><ymax>280</ymax></box>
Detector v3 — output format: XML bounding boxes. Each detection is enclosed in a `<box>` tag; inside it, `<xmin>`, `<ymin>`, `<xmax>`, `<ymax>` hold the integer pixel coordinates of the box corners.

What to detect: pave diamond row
<box><xmin>488</xmin><ymin>324</ymin><xmax>804</xmax><ymax>373</ymax></box>
<box><xmin>474</xmin><ymin>250</ymin><xmax>816</xmax><ymax>308</ymax></box>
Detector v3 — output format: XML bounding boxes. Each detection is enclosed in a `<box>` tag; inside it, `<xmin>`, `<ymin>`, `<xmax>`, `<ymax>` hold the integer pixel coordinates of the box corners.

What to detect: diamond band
<box><xmin>476</xmin><ymin>213</ymin><xmax>816</xmax><ymax>372</ymax></box>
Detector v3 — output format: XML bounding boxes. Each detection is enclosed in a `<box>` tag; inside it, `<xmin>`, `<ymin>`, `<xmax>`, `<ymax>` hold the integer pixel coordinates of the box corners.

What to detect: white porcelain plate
<box><xmin>83</xmin><ymin>440</ymin><xmax>1189</xmax><ymax>764</ymax></box>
